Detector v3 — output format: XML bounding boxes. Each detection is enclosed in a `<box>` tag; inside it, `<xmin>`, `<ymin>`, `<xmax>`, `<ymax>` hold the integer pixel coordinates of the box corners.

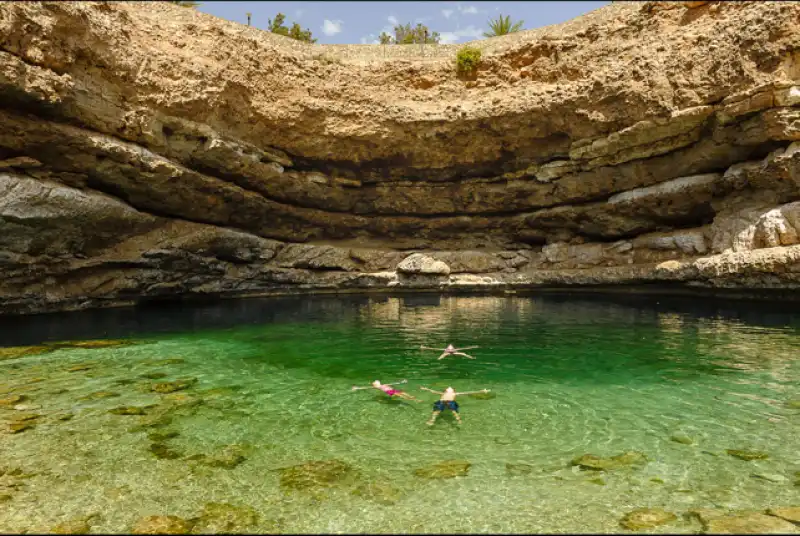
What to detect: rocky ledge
<box><xmin>1</xmin><ymin>1</ymin><xmax>800</xmax><ymax>315</ymax></box>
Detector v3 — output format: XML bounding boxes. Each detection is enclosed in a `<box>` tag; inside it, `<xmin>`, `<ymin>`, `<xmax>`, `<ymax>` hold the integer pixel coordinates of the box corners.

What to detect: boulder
<box><xmin>396</xmin><ymin>253</ymin><xmax>451</xmax><ymax>276</ymax></box>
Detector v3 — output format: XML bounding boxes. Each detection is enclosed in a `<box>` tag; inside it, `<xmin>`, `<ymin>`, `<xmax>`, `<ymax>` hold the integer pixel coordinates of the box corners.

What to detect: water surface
<box><xmin>1</xmin><ymin>294</ymin><xmax>799</xmax><ymax>533</ymax></box>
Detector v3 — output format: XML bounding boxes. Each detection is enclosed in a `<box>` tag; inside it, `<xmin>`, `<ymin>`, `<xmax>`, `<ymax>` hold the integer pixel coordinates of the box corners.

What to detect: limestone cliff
<box><xmin>1</xmin><ymin>0</ymin><xmax>799</xmax><ymax>315</ymax></box>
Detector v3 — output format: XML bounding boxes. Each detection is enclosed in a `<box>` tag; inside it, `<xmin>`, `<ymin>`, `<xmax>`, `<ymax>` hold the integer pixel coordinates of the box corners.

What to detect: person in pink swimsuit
<box><xmin>351</xmin><ymin>380</ymin><xmax>420</xmax><ymax>401</ymax></box>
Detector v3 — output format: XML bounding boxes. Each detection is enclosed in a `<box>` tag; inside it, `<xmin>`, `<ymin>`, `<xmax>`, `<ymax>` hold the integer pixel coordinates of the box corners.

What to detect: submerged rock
<box><xmin>698</xmin><ymin>511</ymin><xmax>798</xmax><ymax>534</ymax></box>
<box><xmin>66</xmin><ymin>364</ymin><xmax>93</xmax><ymax>373</ymax></box>
<box><xmin>13</xmin><ymin>403</ymin><xmax>41</xmax><ymax>411</ymax></box>
<box><xmin>114</xmin><ymin>378</ymin><xmax>136</xmax><ymax>386</ymax></box>
<box><xmin>766</xmin><ymin>507</ymin><xmax>800</xmax><ymax>524</ymax></box>
<box><xmin>7</xmin><ymin>412</ymin><xmax>40</xmax><ymax>422</ymax></box>
<box><xmin>140</xmin><ymin>372</ymin><xmax>168</xmax><ymax>380</ymax></box>
<box><xmin>505</xmin><ymin>463</ymin><xmax>535</xmax><ymax>476</ymax></box>
<box><xmin>49</xmin><ymin>339</ymin><xmax>135</xmax><ymax>350</ymax></box>
<box><xmin>0</xmin><ymin>395</ymin><xmax>27</xmax><ymax>407</ymax></box>
<box><xmin>146</xmin><ymin>358</ymin><xmax>186</xmax><ymax>366</ymax></box>
<box><xmin>570</xmin><ymin>451</ymin><xmax>647</xmax><ymax>471</ymax></box>
<box><xmin>188</xmin><ymin>445</ymin><xmax>246</xmax><ymax>469</ymax></box>
<box><xmin>147</xmin><ymin>430</ymin><xmax>179</xmax><ymax>442</ymax></box>
<box><xmin>670</xmin><ymin>433</ymin><xmax>695</xmax><ymax>445</ymax></box>
<box><xmin>109</xmin><ymin>406</ymin><xmax>151</xmax><ymax>416</ymax></box>
<box><xmin>7</xmin><ymin>421</ymin><xmax>35</xmax><ymax>434</ymax></box>
<box><xmin>726</xmin><ymin>449</ymin><xmax>769</xmax><ymax>461</ymax></box>
<box><xmin>786</xmin><ymin>399</ymin><xmax>800</xmax><ymax>409</ymax></box>
<box><xmin>51</xmin><ymin>515</ymin><xmax>96</xmax><ymax>534</ymax></box>
<box><xmin>131</xmin><ymin>515</ymin><xmax>194</xmax><ymax>534</ymax></box>
<box><xmin>150</xmin><ymin>378</ymin><xmax>198</xmax><ymax>394</ymax></box>
<box><xmin>413</xmin><ymin>460</ymin><xmax>471</xmax><ymax>479</ymax></box>
<box><xmin>79</xmin><ymin>390</ymin><xmax>120</xmax><ymax>401</ymax></box>
<box><xmin>148</xmin><ymin>442</ymin><xmax>183</xmax><ymax>460</ymax></box>
<box><xmin>0</xmin><ymin>466</ymin><xmax>23</xmax><ymax>477</ymax></box>
<box><xmin>278</xmin><ymin>459</ymin><xmax>355</xmax><ymax>491</ymax></box>
<box><xmin>191</xmin><ymin>502</ymin><xmax>259</xmax><ymax>533</ymax></box>
<box><xmin>128</xmin><ymin>413</ymin><xmax>173</xmax><ymax>432</ymax></box>
<box><xmin>752</xmin><ymin>473</ymin><xmax>787</xmax><ymax>483</ymax></box>
<box><xmin>0</xmin><ymin>346</ymin><xmax>53</xmax><ymax>361</ymax></box>
<box><xmin>351</xmin><ymin>481</ymin><xmax>404</xmax><ymax>505</ymax></box>
<box><xmin>619</xmin><ymin>508</ymin><xmax>677</xmax><ymax>530</ymax></box>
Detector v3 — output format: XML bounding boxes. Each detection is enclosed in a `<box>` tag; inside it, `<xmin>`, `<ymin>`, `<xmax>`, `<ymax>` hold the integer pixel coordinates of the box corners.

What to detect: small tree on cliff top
<box><xmin>391</xmin><ymin>22</ymin><xmax>440</xmax><ymax>44</ymax></box>
<box><xmin>170</xmin><ymin>1</ymin><xmax>201</xmax><ymax>7</ymax></box>
<box><xmin>484</xmin><ymin>14</ymin><xmax>524</xmax><ymax>37</ymax></box>
<box><xmin>268</xmin><ymin>12</ymin><xmax>317</xmax><ymax>43</ymax></box>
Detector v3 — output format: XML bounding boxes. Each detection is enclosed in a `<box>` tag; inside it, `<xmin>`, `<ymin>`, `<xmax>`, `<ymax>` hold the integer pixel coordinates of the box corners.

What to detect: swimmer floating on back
<box><xmin>419</xmin><ymin>386</ymin><xmax>490</xmax><ymax>426</ymax></box>
<box><xmin>351</xmin><ymin>380</ymin><xmax>421</xmax><ymax>402</ymax></box>
<box><xmin>420</xmin><ymin>343</ymin><xmax>479</xmax><ymax>360</ymax></box>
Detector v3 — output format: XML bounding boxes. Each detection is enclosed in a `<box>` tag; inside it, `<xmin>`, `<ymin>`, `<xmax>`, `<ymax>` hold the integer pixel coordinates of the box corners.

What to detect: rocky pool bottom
<box><xmin>0</xmin><ymin>294</ymin><xmax>799</xmax><ymax>534</ymax></box>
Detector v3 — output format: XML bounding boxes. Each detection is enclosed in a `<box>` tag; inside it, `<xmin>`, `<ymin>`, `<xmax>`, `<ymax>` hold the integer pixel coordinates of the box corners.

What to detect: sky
<box><xmin>197</xmin><ymin>1</ymin><xmax>610</xmax><ymax>45</ymax></box>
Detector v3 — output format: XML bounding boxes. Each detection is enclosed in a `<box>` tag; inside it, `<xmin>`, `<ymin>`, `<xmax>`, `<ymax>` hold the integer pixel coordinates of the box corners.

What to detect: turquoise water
<box><xmin>0</xmin><ymin>294</ymin><xmax>799</xmax><ymax>533</ymax></box>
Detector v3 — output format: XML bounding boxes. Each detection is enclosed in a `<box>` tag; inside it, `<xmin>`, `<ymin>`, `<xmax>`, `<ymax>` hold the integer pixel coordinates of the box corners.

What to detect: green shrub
<box><xmin>455</xmin><ymin>46</ymin><xmax>482</xmax><ymax>74</ymax></box>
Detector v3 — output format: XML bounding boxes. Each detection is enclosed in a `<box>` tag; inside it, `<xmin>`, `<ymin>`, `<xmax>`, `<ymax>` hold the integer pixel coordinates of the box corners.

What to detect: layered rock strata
<box><xmin>1</xmin><ymin>1</ymin><xmax>800</xmax><ymax>314</ymax></box>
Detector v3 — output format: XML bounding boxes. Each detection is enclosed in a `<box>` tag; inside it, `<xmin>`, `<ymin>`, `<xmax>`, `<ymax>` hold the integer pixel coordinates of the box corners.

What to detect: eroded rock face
<box><xmin>1</xmin><ymin>2</ymin><xmax>800</xmax><ymax>314</ymax></box>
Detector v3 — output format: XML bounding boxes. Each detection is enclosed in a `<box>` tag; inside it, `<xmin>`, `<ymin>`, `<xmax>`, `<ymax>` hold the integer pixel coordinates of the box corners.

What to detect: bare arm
<box><xmin>455</xmin><ymin>389</ymin><xmax>491</xmax><ymax>396</ymax></box>
<box><xmin>455</xmin><ymin>346</ymin><xmax>479</xmax><ymax>351</ymax></box>
<box><xmin>351</xmin><ymin>385</ymin><xmax>371</xmax><ymax>391</ymax></box>
<box><xmin>420</xmin><ymin>345</ymin><xmax>444</xmax><ymax>351</ymax></box>
<box><xmin>384</xmin><ymin>379</ymin><xmax>408</xmax><ymax>388</ymax></box>
<box><xmin>419</xmin><ymin>386</ymin><xmax>444</xmax><ymax>395</ymax></box>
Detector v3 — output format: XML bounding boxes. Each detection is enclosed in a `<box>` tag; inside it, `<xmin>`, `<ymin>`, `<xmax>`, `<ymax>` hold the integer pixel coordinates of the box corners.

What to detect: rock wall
<box><xmin>1</xmin><ymin>1</ymin><xmax>800</xmax><ymax>315</ymax></box>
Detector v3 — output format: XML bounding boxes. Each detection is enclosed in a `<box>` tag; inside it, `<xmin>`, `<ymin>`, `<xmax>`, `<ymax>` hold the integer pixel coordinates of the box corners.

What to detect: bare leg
<box><xmin>453</xmin><ymin>352</ymin><xmax>475</xmax><ymax>359</ymax></box>
<box><xmin>427</xmin><ymin>410</ymin><xmax>441</xmax><ymax>426</ymax></box>
<box><xmin>452</xmin><ymin>410</ymin><xmax>462</xmax><ymax>425</ymax></box>
<box><xmin>437</xmin><ymin>352</ymin><xmax>449</xmax><ymax>360</ymax></box>
<box><xmin>396</xmin><ymin>392</ymin><xmax>421</xmax><ymax>402</ymax></box>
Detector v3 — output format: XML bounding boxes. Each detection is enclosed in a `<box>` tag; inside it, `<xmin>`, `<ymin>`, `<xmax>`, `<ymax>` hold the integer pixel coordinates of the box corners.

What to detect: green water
<box><xmin>1</xmin><ymin>295</ymin><xmax>799</xmax><ymax>533</ymax></box>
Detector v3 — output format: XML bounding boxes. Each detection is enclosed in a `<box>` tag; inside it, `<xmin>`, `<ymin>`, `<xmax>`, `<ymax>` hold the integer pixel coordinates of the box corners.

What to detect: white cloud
<box><xmin>321</xmin><ymin>19</ymin><xmax>343</xmax><ymax>36</ymax></box>
<box><xmin>438</xmin><ymin>25</ymin><xmax>483</xmax><ymax>44</ymax></box>
<box><xmin>442</xmin><ymin>9</ymin><xmax>454</xmax><ymax>19</ymax></box>
<box><xmin>361</xmin><ymin>18</ymin><xmax>396</xmax><ymax>45</ymax></box>
<box><xmin>460</xmin><ymin>5</ymin><xmax>479</xmax><ymax>15</ymax></box>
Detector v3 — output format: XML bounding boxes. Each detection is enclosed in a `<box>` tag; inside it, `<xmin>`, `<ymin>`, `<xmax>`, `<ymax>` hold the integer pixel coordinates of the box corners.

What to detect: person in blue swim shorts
<box><xmin>419</xmin><ymin>386</ymin><xmax>490</xmax><ymax>426</ymax></box>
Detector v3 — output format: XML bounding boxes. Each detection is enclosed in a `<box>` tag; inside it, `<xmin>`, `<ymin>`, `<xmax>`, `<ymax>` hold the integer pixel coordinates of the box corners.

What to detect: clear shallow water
<box><xmin>1</xmin><ymin>294</ymin><xmax>799</xmax><ymax>533</ymax></box>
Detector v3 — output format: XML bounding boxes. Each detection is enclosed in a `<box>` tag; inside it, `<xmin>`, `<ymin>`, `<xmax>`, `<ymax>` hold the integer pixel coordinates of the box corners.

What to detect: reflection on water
<box><xmin>0</xmin><ymin>294</ymin><xmax>799</xmax><ymax>533</ymax></box>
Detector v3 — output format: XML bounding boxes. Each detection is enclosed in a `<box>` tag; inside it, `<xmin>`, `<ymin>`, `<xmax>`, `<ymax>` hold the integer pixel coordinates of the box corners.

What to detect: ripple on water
<box><xmin>0</xmin><ymin>294</ymin><xmax>799</xmax><ymax>533</ymax></box>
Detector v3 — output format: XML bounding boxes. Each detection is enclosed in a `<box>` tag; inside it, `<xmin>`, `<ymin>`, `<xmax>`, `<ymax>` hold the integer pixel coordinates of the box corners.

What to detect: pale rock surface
<box><xmin>0</xmin><ymin>1</ymin><xmax>799</xmax><ymax>314</ymax></box>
